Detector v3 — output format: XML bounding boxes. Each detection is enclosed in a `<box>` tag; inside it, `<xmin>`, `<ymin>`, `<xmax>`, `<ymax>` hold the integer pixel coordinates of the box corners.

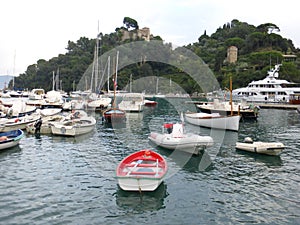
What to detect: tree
<box><xmin>123</xmin><ymin>17</ymin><xmax>139</xmax><ymax>30</ymax></box>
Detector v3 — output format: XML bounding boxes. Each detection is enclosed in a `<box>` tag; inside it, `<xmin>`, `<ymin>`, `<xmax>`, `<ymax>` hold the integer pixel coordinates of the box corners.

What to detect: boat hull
<box><xmin>185</xmin><ymin>113</ymin><xmax>241</xmax><ymax>131</ymax></box>
<box><xmin>235</xmin><ymin>142</ymin><xmax>284</xmax><ymax>156</ymax></box>
<box><xmin>148</xmin><ymin>132</ymin><xmax>213</xmax><ymax>155</ymax></box>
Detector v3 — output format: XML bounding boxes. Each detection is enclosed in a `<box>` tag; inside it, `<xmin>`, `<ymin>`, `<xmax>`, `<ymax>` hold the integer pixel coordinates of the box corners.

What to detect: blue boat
<box><xmin>0</xmin><ymin>129</ymin><xmax>24</xmax><ymax>150</ymax></box>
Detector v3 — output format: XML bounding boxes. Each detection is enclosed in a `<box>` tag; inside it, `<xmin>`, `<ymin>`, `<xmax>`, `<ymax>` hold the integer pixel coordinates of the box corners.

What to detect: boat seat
<box><xmin>125</xmin><ymin>163</ymin><xmax>158</xmax><ymax>167</ymax></box>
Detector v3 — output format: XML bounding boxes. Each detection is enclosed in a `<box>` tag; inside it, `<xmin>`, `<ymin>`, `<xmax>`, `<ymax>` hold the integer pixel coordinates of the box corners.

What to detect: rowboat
<box><xmin>0</xmin><ymin>129</ymin><xmax>24</xmax><ymax>150</ymax></box>
<box><xmin>51</xmin><ymin>111</ymin><xmax>96</xmax><ymax>136</ymax></box>
<box><xmin>148</xmin><ymin>123</ymin><xmax>213</xmax><ymax>155</ymax></box>
<box><xmin>235</xmin><ymin>137</ymin><xmax>285</xmax><ymax>156</ymax></box>
<box><xmin>116</xmin><ymin>150</ymin><xmax>168</xmax><ymax>191</ymax></box>
<box><xmin>185</xmin><ymin>112</ymin><xmax>241</xmax><ymax>131</ymax></box>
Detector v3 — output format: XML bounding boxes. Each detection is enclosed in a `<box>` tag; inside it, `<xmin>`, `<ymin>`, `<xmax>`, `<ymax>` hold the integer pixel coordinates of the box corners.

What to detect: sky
<box><xmin>1</xmin><ymin>0</ymin><xmax>299</xmax><ymax>76</ymax></box>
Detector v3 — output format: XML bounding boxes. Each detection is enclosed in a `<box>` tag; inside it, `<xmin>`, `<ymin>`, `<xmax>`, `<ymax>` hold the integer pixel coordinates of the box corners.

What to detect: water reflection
<box><xmin>115</xmin><ymin>182</ymin><xmax>168</xmax><ymax>211</ymax></box>
<box><xmin>236</xmin><ymin>149</ymin><xmax>283</xmax><ymax>167</ymax></box>
<box><xmin>0</xmin><ymin>145</ymin><xmax>22</xmax><ymax>157</ymax></box>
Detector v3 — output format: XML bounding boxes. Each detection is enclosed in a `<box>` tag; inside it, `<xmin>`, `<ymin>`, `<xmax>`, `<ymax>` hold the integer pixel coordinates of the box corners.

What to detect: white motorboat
<box><xmin>0</xmin><ymin>114</ymin><xmax>41</xmax><ymax>132</ymax></box>
<box><xmin>235</xmin><ymin>137</ymin><xmax>285</xmax><ymax>156</ymax></box>
<box><xmin>51</xmin><ymin>111</ymin><xmax>96</xmax><ymax>136</ymax></box>
<box><xmin>148</xmin><ymin>123</ymin><xmax>213</xmax><ymax>155</ymax></box>
<box><xmin>232</xmin><ymin>64</ymin><xmax>300</xmax><ymax>103</ymax></box>
<box><xmin>28</xmin><ymin>88</ymin><xmax>45</xmax><ymax>100</ymax></box>
<box><xmin>185</xmin><ymin>112</ymin><xmax>241</xmax><ymax>131</ymax></box>
<box><xmin>118</xmin><ymin>93</ymin><xmax>144</xmax><ymax>112</ymax></box>
<box><xmin>87</xmin><ymin>97</ymin><xmax>112</xmax><ymax>111</ymax></box>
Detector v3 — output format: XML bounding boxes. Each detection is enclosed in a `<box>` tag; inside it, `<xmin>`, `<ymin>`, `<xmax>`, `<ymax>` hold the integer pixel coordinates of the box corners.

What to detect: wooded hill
<box><xmin>10</xmin><ymin>18</ymin><xmax>300</xmax><ymax>94</ymax></box>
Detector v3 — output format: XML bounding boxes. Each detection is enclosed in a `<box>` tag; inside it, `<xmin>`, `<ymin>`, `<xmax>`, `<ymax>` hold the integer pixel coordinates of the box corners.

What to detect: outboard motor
<box><xmin>34</xmin><ymin>118</ymin><xmax>43</xmax><ymax>134</ymax></box>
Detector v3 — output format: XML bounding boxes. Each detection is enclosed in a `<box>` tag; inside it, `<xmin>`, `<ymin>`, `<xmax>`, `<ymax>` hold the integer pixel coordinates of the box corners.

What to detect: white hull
<box><xmin>117</xmin><ymin>177</ymin><xmax>163</xmax><ymax>191</ymax></box>
<box><xmin>185</xmin><ymin>112</ymin><xmax>241</xmax><ymax>131</ymax></box>
<box><xmin>0</xmin><ymin>140</ymin><xmax>21</xmax><ymax>150</ymax></box>
<box><xmin>236</xmin><ymin>142</ymin><xmax>284</xmax><ymax>156</ymax></box>
<box><xmin>39</xmin><ymin>108</ymin><xmax>62</xmax><ymax>117</ymax></box>
<box><xmin>149</xmin><ymin>132</ymin><xmax>213</xmax><ymax>154</ymax></box>
<box><xmin>87</xmin><ymin>98</ymin><xmax>111</xmax><ymax>109</ymax></box>
<box><xmin>118</xmin><ymin>93</ymin><xmax>144</xmax><ymax>112</ymax></box>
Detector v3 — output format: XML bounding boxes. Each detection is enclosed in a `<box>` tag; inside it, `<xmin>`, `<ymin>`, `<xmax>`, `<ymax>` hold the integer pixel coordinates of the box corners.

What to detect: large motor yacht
<box><xmin>232</xmin><ymin>64</ymin><xmax>300</xmax><ymax>103</ymax></box>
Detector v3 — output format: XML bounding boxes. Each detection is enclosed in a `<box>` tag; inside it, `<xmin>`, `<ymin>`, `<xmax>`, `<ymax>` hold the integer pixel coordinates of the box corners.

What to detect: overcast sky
<box><xmin>1</xmin><ymin>0</ymin><xmax>299</xmax><ymax>76</ymax></box>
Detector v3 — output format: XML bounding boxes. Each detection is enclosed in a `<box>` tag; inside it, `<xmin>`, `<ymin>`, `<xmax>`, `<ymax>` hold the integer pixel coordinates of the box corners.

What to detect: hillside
<box><xmin>10</xmin><ymin>18</ymin><xmax>300</xmax><ymax>94</ymax></box>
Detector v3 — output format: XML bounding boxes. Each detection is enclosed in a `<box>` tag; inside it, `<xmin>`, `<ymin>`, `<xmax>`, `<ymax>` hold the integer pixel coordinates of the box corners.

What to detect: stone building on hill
<box><xmin>227</xmin><ymin>46</ymin><xmax>238</xmax><ymax>63</ymax></box>
<box><xmin>120</xmin><ymin>27</ymin><xmax>151</xmax><ymax>42</ymax></box>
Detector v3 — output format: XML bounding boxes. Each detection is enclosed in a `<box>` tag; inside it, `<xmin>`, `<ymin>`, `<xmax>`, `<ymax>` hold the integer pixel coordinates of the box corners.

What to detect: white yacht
<box><xmin>232</xmin><ymin>64</ymin><xmax>300</xmax><ymax>103</ymax></box>
<box><xmin>118</xmin><ymin>92</ymin><xmax>144</xmax><ymax>112</ymax></box>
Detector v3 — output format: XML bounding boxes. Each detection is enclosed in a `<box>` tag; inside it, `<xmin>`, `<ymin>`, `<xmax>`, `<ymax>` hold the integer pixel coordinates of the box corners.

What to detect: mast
<box><xmin>130</xmin><ymin>74</ymin><xmax>132</xmax><ymax>93</ymax></box>
<box><xmin>52</xmin><ymin>71</ymin><xmax>55</xmax><ymax>90</ymax></box>
<box><xmin>107</xmin><ymin>56</ymin><xmax>110</xmax><ymax>92</ymax></box>
<box><xmin>230</xmin><ymin>76</ymin><xmax>233</xmax><ymax>116</ymax></box>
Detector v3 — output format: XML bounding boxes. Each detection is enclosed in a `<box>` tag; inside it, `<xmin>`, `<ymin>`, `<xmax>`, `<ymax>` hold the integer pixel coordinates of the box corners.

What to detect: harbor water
<box><xmin>0</xmin><ymin>98</ymin><xmax>299</xmax><ymax>224</ymax></box>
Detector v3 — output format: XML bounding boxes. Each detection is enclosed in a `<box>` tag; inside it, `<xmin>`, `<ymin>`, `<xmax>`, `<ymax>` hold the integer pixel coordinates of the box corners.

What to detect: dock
<box><xmin>257</xmin><ymin>103</ymin><xmax>300</xmax><ymax>110</ymax></box>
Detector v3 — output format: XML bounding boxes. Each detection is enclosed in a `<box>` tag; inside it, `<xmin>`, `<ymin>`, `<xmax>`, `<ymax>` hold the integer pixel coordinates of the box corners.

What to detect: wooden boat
<box><xmin>148</xmin><ymin>123</ymin><xmax>213</xmax><ymax>155</ymax></box>
<box><xmin>103</xmin><ymin>108</ymin><xmax>126</xmax><ymax>123</ymax></box>
<box><xmin>51</xmin><ymin>111</ymin><xmax>96</xmax><ymax>136</ymax></box>
<box><xmin>144</xmin><ymin>99</ymin><xmax>158</xmax><ymax>107</ymax></box>
<box><xmin>235</xmin><ymin>137</ymin><xmax>285</xmax><ymax>156</ymax></box>
<box><xmin>116</xmin><ymin>149</ymin><xmax>168</xmax><ymax>191</ymax></box>
<box><xmin>103</xmin><ymin>51</ymin><xmax>126</xmax><ymax>123</ymax></box>
<box><xmin>0</xmin><ymin>129</ymin><xmax>24</xmax><ymax>150</ymax></box>
<box><xmin>185</xmin><ymin>112</ymin><xmax>241</xmax><ymax>131</ymax></box>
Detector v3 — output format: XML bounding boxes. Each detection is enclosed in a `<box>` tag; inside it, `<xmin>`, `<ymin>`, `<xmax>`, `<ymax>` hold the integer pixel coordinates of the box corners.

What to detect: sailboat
<box><xmin>103</xmin><ymin>51</ymin><xmax>126</xmax><ymax>124</ymax></box>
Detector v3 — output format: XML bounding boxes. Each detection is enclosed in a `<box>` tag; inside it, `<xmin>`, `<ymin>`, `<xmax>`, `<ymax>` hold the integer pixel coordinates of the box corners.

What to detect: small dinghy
<box><xmin>116</xmin><ymin>150</ymin><xmax>168</xmax><ymax>192</ymax></box>
<box><xmin>148</xmin><ymin>123</ymin><xmax>213</xmax><ymax>155</ymax></box>
<box><xmin>235</xmin><ymin>137</ymin><xmax>285</xmax><ymax>156</ymax></box>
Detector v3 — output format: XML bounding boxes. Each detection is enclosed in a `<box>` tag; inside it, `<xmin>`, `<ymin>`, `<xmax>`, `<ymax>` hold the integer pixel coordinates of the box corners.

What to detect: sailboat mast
<box><xmin>52</xmin><ymin>71</ymin><xmax>55</xmax><ymax>90</ymax></box>
<box><xmin>230</xmin><ymin>76</ymin><xmax>233</xmax><ymax>116</ymax></box>
<box><xmin>107</xmin><ymin>56</ymin><xmax>110</xmax><ymax>92</ymax></box>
